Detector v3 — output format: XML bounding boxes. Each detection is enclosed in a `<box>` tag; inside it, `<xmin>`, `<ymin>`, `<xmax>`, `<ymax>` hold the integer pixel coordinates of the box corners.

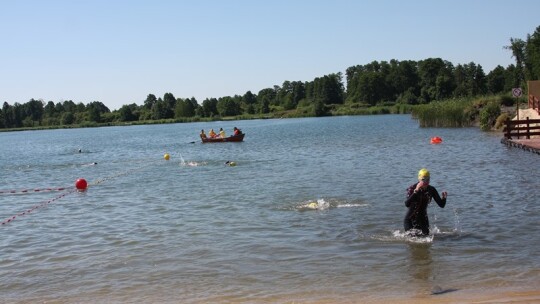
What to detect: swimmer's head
<box><xmin>418</xmin><ymin>168</ymin><xmax>430</xmax><ymax>182</ymax></box>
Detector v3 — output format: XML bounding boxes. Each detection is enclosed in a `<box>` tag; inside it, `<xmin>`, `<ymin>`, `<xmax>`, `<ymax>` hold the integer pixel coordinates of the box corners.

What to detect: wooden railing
<box><xmin>503</xmin><ymin>117</ymin><xmax>540</xmax><ymax>139</ymax></box>
<box><xmin>529</xmin><ymin>94</ymin><xmax>540</xmax><ymax>114</ymax></box>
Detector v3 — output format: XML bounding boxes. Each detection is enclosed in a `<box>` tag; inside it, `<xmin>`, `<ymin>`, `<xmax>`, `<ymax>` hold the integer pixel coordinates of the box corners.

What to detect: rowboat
<box><xmin>201</xmin><ymin>133</ymin><xmax>245</xmax><ymax>143</ymax></box>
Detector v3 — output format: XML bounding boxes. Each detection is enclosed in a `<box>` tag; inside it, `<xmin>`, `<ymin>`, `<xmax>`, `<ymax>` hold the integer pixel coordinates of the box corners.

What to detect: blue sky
<box><xmin>1</xmin><ymin>0</ymin><xmax>539</xmax><ymax>110</ymax></box>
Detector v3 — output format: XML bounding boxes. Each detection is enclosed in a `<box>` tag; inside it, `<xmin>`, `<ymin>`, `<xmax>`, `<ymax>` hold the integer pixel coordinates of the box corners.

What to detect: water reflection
<box><xmin>406</xmin><ymin>243</ymin><xmax>460</xmax><ymax>296</ymax></box>
<box><xmin>407</xmin><ymin>243</ymin><xmax>433</xmax><ymax>282</ymax></box>
<box><xmin>407</xmin><ymin>242</ymin><xmax>435</xmax><ymax>296</ymax></box>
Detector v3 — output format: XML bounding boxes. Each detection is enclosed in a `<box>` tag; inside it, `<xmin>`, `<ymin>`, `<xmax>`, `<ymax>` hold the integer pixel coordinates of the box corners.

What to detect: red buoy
<box><xmin>75</xmin><ymin>178</ymin><xmax>88</xmax><ymax>190</ymax></box>
<box><xmin>430</xmin><ymin>136</ymin><xmax>442</xmax><ymax>144</ymax></box>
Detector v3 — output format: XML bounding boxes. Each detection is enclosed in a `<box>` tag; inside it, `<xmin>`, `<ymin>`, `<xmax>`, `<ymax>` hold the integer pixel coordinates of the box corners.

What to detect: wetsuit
<box><xmin>404</xmin><ymin>183</ymin><xmax>446</xmax><ymax>236</ymax></box>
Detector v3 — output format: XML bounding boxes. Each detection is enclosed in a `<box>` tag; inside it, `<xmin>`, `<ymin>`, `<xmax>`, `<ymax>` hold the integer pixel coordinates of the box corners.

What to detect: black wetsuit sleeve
<box><xmin>429</xmin><ymin>186</ymin><xmax>446</xmax><ymax>208</ymax></box>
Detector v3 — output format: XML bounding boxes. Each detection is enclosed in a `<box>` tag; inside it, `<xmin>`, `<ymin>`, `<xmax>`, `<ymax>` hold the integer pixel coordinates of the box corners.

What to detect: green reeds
<box><xmin>412</xmin><ymin>98</ymin><xmax>473</xmax><ymax>127</ymax></box>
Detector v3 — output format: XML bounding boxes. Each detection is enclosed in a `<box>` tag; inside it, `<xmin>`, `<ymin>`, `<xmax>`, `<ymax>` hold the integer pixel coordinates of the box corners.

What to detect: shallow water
<box><xmin>1</xmin><ymin>115</ymin><xmax>539</xmax><ymax>303</ymax></box>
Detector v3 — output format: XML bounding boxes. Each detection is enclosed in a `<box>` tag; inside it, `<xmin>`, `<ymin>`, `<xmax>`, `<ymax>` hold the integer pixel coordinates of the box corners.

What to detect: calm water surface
<box><xmin>1</xmin><ymin>115</ymin><xmax>539</xmax><ymax>303</ymax></box>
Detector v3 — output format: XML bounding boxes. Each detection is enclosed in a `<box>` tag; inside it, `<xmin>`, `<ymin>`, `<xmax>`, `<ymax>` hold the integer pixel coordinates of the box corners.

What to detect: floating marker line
<box><xmin>1</xmin><ymin>189</ymin><xmax>76</xmax><ymax>225</ymax></box>
<box><xmin>0</xmin><ymin>187</ymin><xmax>69</xmax><ymax>195</ymax></box>
<box><xmin>1</xmin><ymin>159</ymin><xmax>159</xmax><ymax>226</ymax></box>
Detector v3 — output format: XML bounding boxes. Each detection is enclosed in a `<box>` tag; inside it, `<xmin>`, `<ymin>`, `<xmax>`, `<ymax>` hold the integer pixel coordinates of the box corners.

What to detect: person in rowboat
<box><xmin>233</xmin><ymin>127</ymin><xmax>242</xmax><ymax>136</ymax></box>
<box><xmin>403</xmin><ymin>168</ymin><xmax>447</xmax><ymax>236</ymax></box>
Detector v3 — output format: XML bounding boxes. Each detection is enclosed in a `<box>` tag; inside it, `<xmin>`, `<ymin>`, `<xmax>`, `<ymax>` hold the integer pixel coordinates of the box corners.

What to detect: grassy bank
<box><xmin>411</xmin><ymin>94</ymin><xmax>520</xmax><ymax>129</ymax></box>
<box><xmin>411</xmin><ymin>98</ymin><xmax>474</xmax><ymax>128</ymax></box>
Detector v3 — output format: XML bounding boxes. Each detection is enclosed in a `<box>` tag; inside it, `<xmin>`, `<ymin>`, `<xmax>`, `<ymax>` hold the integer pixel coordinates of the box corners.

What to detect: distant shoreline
<box><xmin>1</xmin><ymin>95</ymin><xmax>520</xmax><ymax>133</ymax></box>
<box><xmin>0</xmin><ymin>109</ymin><xmax>401</xmax><ymax>133</ymax></box>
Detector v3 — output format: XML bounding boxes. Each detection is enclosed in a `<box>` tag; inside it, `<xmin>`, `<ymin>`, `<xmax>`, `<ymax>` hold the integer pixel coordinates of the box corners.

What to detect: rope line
<box><xmin>1</xmin><ymin>189</ymin><xmax>76</xmax><ymax>225</ymax></box>
<box><xmin>1</xmin><ymin>160</ymin><xmax>157</xmax><ymax>226</ymax></box>
<box><xmin>0</xmin><ymin>187</ymin><xmax>69</xmax><ymax>195</ymax></box>
<box><xmin>88</xmin><ymin>161</ymin><xmax>155</xmax><ymax>187</ymax></box>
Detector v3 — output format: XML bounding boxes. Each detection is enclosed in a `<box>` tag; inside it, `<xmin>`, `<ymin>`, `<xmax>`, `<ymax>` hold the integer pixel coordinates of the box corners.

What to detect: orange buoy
<box><xmin>430</xmin><ymin>136</ymin><xmax>442</xmax><ymax>144</ymax></box>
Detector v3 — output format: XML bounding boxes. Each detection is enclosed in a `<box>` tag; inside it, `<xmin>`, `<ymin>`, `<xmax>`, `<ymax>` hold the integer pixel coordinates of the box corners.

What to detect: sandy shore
<box><xmin>265</xmin><ymin>286</ymin><xmax>540</xmax><ymax>304</ymax></box>
<box><xmin>10</xmin><ymin>288</ymin><xmax>540</xmax><ymax>304</ymax></box>
<box><xmin>358</xmin><ymin>288</ymin><xmax>540</xmax><ymax>304</ymax></box>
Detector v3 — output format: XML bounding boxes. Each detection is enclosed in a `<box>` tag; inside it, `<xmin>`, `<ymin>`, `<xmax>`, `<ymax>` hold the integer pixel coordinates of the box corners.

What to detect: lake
<box><xmin>1</xmin><ymin>115</ymin><xmax>539</xmax><ymax>303</ymax></box>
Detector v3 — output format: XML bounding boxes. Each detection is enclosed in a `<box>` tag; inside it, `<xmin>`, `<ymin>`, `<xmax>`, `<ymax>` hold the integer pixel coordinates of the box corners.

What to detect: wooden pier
<box><xmin>501</xmin><ymin>137</ymin><xmax>540</xmax><ymax>154</ymax></box>
<box><xmin>501</xmin><ymin>114</ymin><xmax>540</xmax><ymax>154</ymax></box>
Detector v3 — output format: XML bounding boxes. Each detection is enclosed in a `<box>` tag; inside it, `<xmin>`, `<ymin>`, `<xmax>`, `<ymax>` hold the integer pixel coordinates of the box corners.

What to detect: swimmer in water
<box><xmin>305</xmin><ymin>201</ymin><xmax>318</xmax><ymax>209</ymax></box>
<box><xmin>297</xmin><ymin>200</ymin><xmax>321</xmax><ymax>211</ymax></box>
<box><xmin>225</xmin><ymin>161</ymin><xmax>236</xmax><ymax>166</ymax></box>
<box><xmin>403</xmin><ymin>168</ymin><xmax>448</xmax><ymax>236</ymax></box>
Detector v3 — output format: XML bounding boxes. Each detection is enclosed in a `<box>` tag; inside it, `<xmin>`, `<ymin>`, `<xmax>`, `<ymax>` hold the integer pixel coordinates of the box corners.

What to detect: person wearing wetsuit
<box><xmin>404</xmin><ymin>168</ymin><xmax>447</xmax><ymax>236</ymax></box>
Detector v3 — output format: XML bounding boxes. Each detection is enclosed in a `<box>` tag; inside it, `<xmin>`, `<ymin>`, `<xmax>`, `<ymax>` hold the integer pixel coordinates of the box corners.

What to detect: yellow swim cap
<box><xmin>418</xmin><ymin>168</ymin><xmax>430</xmax><ymax>178</ymax></box>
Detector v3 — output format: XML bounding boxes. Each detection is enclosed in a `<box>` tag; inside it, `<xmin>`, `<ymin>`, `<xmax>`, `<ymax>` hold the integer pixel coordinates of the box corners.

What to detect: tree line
<box><xmin>2</xmin><ymin>26</ymin><xmax>540</xmax><ymax>130</ymax></box>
